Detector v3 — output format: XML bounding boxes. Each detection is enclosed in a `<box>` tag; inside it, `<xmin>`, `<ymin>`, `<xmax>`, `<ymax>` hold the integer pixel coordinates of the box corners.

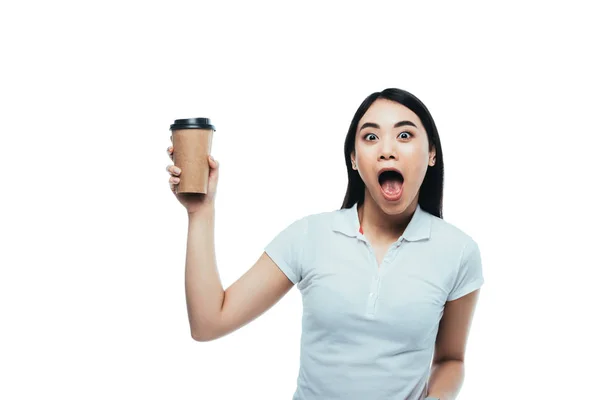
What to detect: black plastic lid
<box><xmin>170</xmin><ymin>118</ymin><xmax>215</xmax><ymax>131</ymax></box>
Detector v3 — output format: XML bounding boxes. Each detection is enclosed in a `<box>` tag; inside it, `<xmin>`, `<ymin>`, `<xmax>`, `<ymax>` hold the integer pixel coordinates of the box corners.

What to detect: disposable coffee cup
<box><xmin>169</xmin><ymin>118</ymin><xmax>216</xmax><ymax>194</ymax></box>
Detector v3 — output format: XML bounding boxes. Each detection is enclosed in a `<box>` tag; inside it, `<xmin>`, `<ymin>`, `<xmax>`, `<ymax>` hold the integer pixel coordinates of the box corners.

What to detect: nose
<box><xmin>379</xmin><ymin>136</ymin><xmax>397</xmax><ymax>160</ymax></box>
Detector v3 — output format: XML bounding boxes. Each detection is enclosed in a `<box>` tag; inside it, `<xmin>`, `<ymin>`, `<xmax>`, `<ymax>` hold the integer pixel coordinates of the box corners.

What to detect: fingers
<box><xmin>166</xmin><ymin>147</ymin><xmax>180</xmax><ymax>193</ymax></box>
<box><xmin>165</xmin><ymin>163</ymin><xmax>181</xmax><ymax>175</ymax></box>
<box><xmin>168</xmin><ymin>171</ymin><xmax>180</xmax><ymax>190</ymax></box>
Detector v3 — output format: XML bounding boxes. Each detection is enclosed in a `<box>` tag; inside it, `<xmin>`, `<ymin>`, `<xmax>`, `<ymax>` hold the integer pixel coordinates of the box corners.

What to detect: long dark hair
<box><xmin>340</xmin><ymin>88</ymin><xmax>444</xmax><ymax>219</ymax></box>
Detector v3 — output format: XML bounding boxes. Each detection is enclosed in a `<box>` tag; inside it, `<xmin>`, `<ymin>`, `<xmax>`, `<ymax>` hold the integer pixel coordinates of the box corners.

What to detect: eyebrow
<box><xmin>359</xmin><ymin>120</ymin><xmax>417</xmax><ymax>132</ymax></box>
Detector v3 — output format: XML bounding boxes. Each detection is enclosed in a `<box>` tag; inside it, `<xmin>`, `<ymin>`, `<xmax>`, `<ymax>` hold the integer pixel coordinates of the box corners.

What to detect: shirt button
<box><xmin>369</xmin><ymin>293</ymin><xmax>374</xmax><ymax>297</ymax></box>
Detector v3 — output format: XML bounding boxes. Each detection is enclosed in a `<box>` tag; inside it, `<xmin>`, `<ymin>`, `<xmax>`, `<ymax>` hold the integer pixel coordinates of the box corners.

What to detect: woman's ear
<box><xmin>429</xmin><ymin>149</ymin><xmax>436</xmax><ymax>166</ymax></box>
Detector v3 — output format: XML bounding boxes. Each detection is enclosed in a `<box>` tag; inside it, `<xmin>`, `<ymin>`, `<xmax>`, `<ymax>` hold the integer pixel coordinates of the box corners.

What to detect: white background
<box><xmin>1</xmin><ymin>1</ymin><xmax>598</xmax><ymax>399</ymax></box>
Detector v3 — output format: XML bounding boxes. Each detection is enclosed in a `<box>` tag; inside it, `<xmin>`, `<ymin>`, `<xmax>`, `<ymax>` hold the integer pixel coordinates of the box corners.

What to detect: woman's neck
<box><xmin>358</xmin><ymin>192</ymin><xmax>418</xmax><ymax>242</ymax></box>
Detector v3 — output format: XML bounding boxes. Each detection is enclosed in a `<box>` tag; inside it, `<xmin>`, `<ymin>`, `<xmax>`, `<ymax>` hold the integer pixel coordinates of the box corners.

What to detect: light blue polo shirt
<box><xmin>264</xmin><ymin>202</ymin><xmax>484</xmax><ymax>400</ymax></box>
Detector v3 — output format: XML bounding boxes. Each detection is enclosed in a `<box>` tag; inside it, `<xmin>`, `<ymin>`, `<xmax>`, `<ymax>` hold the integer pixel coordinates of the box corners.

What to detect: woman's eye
<box><xmin>363</xmin><ymin>131</ymin><xmax>412</xmax><ymax>141</ymax></box>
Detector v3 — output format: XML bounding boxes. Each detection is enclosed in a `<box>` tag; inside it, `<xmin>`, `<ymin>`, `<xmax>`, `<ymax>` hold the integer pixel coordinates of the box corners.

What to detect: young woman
<box><xmin>166</xmin><ymin>88</ymin><xmax>484</xmax><ymax>400</ymax></box>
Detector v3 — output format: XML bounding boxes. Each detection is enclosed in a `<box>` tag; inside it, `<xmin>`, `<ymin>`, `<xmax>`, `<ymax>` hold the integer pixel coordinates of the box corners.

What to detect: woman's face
<box><xmin>351</xmin><ymin>98</ymin><xmax>435</xmax><ymax>213</ymax></box>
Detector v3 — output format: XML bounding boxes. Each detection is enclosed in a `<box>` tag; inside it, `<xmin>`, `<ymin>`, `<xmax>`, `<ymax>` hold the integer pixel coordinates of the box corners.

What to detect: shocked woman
<box><xmin>166</xmin><ymin>88</ymin><xmax>484</xmax><ymax>400</ymax></box>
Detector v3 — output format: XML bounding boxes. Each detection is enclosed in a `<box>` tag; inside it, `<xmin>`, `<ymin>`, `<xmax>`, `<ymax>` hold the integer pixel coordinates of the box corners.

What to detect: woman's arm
<box><xmin>426</xmin><ymin>289</ymin><xmax>481</xmax><ymax>400</ymax></box>
<box><xmin>185</xmin><ymin>206</ymin><xmax>295</xmax><ymax>341</ymax></box>
<box><xmin>184</xmin><ymin>205</ymin><xmax>224</xmax><ymax>340</ymax></box>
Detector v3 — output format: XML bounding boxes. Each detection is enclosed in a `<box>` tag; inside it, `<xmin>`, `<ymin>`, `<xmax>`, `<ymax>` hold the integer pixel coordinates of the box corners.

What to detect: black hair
<box><xmin>340</xmin><ymin>88</ymin><xmax>444</xmax><ymax>219</ymax></box>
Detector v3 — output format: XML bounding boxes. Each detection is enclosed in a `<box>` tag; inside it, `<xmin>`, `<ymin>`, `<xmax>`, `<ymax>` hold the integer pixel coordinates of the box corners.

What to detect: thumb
<box><xmin>208</xmin><ymin>154</ymin><xmax>218</xmax><ymax>169</ymax></box>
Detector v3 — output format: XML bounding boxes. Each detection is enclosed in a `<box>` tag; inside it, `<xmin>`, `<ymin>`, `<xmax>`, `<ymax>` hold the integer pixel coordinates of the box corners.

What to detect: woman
<box><xmin>166</xmin><ymin>88</ymin><xmax>484</xmax><ymax>400</ymax></box>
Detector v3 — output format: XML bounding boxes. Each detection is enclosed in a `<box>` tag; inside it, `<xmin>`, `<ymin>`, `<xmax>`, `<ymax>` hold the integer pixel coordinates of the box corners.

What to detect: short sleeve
<box><xmin>447</xmin><ymin>238</ymin><xmax>485</xmax><ymax>301</ymax></box>
<box><xmin>264</xmin><ymin>216</ymin><xmax>308</xmax><ymax>285</ymax></box>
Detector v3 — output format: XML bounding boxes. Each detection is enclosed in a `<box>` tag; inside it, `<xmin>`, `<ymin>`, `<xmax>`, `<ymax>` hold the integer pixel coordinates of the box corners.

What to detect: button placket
<box><xmin>361</xmin><ymin>236</ymin><xmax>405</xmax><ymax>318</ymax></box>
<box><xmin>364</xmin><ymin>242</ymin><xmax>381</xmax><ymax>317</ymax></box>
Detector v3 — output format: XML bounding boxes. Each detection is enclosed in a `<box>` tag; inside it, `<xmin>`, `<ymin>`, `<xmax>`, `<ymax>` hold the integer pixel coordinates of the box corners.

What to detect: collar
<box><xmin>331</xmin><ymin>202</ymin><xmax>432</xmax><ymax>242</ymax></box>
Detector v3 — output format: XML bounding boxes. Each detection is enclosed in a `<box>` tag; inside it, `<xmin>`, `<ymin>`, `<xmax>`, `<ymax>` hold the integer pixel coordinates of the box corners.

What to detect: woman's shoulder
<box><xmin>428</xmin><ymin>212</ymin><xmax>479</xmax><ymax>247</ymax></box>
<box><xmin>291</xmin><ymin>206</ymin><xmax>349</xmax><ymax>237</ymax></box>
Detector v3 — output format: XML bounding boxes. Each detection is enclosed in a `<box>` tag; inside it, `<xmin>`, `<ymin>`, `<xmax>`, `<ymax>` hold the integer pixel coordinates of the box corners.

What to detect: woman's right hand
<box><xmin>166</xmin><ymin>145</ymin><xmax>220</xmax><ymax>214</ymax></box>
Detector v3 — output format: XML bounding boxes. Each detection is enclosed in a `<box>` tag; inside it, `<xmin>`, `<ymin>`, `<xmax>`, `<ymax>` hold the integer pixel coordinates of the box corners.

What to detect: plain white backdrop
<box><xmin>1</xmin><ymin>1</ymin><xmax>598</xmax><ymax>399</ymax></box>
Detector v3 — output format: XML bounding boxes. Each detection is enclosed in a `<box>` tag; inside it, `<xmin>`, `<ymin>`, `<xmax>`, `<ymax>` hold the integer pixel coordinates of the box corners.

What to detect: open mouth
<box><xmin>378</xmin><ymin>170</ymin><xmax>404</xmax><ymax>200</ymax></box>
<box><xmin>378</xmin><ymin>170</ymin><xmax>404</xmax><ymax>185</ymax></box>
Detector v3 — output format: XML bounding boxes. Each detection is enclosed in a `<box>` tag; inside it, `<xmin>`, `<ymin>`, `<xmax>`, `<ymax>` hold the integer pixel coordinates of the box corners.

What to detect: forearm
<box><xmin>185</xmin><ymin>205</ymin><xmax>224</xmax><ymax>340</ymax></box>
<box><xmin>426</xmin><ymin>359</ymin><xmax>465</xmax><ymax>400</ymax></box>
